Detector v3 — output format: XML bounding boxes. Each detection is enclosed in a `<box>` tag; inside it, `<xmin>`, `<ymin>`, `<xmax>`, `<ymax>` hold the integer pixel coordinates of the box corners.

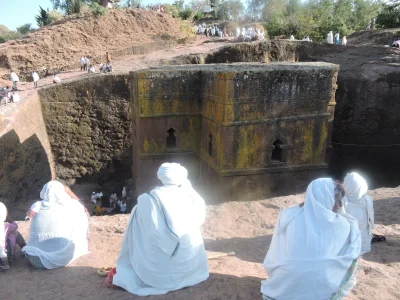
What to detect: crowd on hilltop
<box><xmin>194</xmin><ymin>24</ymin><xmax>265</xmax><ymax>42</ymax></box>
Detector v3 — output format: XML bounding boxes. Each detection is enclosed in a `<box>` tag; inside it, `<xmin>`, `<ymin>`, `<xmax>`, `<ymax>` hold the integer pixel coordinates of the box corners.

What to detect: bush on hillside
<box><xmin>16</xmin><ymin>24</ymin><xmax>33</xmax><ymax>35</ymax></box>
<box><xmin>179</xmin><ymin>8</ymin><xmax>194</xmax><ymax>20</ymax></box>
<box><xmin>180</xmin><ymin>21</ymin><xmax>195</xmax><ymax>37</ymax></box>
<box><xmin>48</xmin><ymin>10</ymin><xmax>64</xmax><ymax>23</ymax></box>
<box><xmin>90</xmin><ymin>2</ymin><xmax>108</xmax><ymax>18</ymax></box>
<box><xmin>163</xmin><ymin>4</ymin><xmax>180</xmax><ymax>18</ymax></box>
<box><xmin>0</xmin><ymin>29</ymin><xmax>22</xmax><ymax>44</ymax></box>
<box><xmin>193</xmin><ymin>12</ymin><xmax>205</xmax><ymax>21</ymax></box>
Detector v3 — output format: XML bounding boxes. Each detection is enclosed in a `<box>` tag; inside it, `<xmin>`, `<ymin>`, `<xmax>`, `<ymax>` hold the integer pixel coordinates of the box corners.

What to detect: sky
<box><xmin>2</xmin><ymin>0</ymin><xmax>53</xmax><ymax>30</ymax></box>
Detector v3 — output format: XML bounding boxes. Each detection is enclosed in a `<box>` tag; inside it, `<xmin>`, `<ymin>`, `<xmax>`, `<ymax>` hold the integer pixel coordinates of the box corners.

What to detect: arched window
<box><xmin>271</xmin><ymin>139</ymin><xmax>284</xmax><ymax>162</ymax></box>
<box><xmin>208</xmin><ymin>134</ymin><xmax>213</xmax><ymax>157</ymax></box>
<box><xmin>167</xmin><ymin>128</ymin><xmax>176</xmax><ymax>149</ymax></box>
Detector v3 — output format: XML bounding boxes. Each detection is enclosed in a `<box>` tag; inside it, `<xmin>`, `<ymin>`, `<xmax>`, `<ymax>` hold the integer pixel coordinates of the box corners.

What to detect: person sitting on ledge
<box><xmin>22</xmin><ymin>181</ymin><xmax>89</xmax><ymax>269</ymax></box>
<box><xmin>261</xmin><ymin>178</ymin><xmax>361</xmax><ymax>300</ymax></box>
<box><xmin>1</xmin><ymin>202</ymin><xmax>27</xmax><ymax>271</ymax></box>
<box><xmin>105</xmin><ymin>163</ymin><xmax>209</xmax><ymax>296</ymax></box>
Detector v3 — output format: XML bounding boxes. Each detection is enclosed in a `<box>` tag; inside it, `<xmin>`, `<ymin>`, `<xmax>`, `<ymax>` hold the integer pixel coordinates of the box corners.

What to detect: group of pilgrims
<box><xmin>194</xmin><ymin>24</ymin><xmax>265</xmax><ymax>41</ymax></box>
<box><xmin>326</xmin><ymin>31</ymin><xmax>348</xmax><ymax>46</ymax></box>
<box><xmin>0</xmin><ymin>162</ymin><xmax>380</xmax><ymax>299</ymax></box>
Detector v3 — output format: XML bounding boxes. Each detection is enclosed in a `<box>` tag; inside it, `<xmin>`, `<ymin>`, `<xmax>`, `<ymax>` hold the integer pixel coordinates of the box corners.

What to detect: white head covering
<box><xmin>157</xmin><ymin>163</ymin><xmax>188</xmax><ymax>185</ymax></box>
<box><xmin>0</xmin><ymin>202</ymin><xmax>8</xmax><ymax>258</ymax></box>
<box><xmin>343</xmin><ymin>172</ymin><xmax>374</xmax><ymax>254</ymax></box>
<box><xmin>261</xmin><ymin>178</ymin><xmax>361</xmax><ymax>300</ymax></box>
<box><xmin>39</xmin><ymin>181</ymin><xmax>71</xmax><ymax>207</ymax></box>
<box><xmin>343</xmin><ymin>172</ymin><xmax>368</xmax><ymax>202</ymax></box>
<box><xmin>23</xmin><ymin>182</ymin><xmax>89</xmax><ymax>269</ymax></box>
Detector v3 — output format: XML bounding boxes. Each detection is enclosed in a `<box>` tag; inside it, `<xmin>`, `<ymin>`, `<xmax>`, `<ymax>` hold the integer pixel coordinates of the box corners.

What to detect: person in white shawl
<box><xmin>22</xmin><ymin>181</ymin><xmax>89</xmax><ymax>269</ymax></box>
<box><xmin>0</xmin><ymin>203</ymin><xmax>8</xmax><ymax>270</ymax></box>
<box><xmin>343</xmin><ymin>172</ymin><xmax>374</xmax><ymax>255</ymax></box>
<box><xmin>261</xmin><ymin>178</ymin><xmax>361</xmax><ymax>300</ymax></box>
<box><xmin>111</xmin><ymin>163</ymin><xmax>209</xmax><ymax>296</ymax></box>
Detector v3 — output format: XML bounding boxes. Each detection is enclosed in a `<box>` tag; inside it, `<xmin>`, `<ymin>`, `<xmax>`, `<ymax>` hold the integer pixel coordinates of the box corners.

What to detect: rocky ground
<box><xmin>1</xmin><ymin>185</ymin><xmax>399</xmax><ymax>300</ymax></box>
<box><xmin>347</xmin><ymin>28</ymin><xmax>400</xmax><ymax>47</ymax></box>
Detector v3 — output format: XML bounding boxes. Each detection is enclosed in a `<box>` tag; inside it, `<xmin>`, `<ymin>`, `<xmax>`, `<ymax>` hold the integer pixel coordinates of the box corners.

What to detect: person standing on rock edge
<box><xmin>10</xmin><ymin>71</ymin><xmax>19</xmax><ymax>91</ymax></box>
<box><xmin>106</xmin><ymin>52</ymin><xmax>111</xmax><ymax>64</ymax></box>
<box><xmin>32</xmin><ymin>71</ymin><xmax>40</xmax><ymax>89</ymax></box>
<box><xmin>80</xmin><ymin>56</ymin><xmax>85</xmax><ymax>71</ymax></box>
<box><xmin>84</xmin><ymin>56</ymin><xmax>90</xmax><ymax>71</ymax></box>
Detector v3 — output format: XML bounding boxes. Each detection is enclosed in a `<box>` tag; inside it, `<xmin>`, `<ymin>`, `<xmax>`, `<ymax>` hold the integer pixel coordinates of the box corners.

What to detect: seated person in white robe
<box><xmin>110</xmin><ymin>163</ymin><xmax>209</xmax><ymax>296</ymax></box>
<box><xmin>343</xmin><ymin>172</ymin><xmax>375</xmax><ymax>255</ymax></box>
<box><xmin>261</xmin><ymin>178</ymin><xmax>361</xmax><ymax>300</ymax></box>
<box><xmin>22</xmin><ymin>181</ymin><xmax>89</xmax><ymax>269</ymax></box>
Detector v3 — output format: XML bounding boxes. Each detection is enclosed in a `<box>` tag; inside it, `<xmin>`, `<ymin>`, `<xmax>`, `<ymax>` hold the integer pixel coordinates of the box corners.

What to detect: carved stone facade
<box><xmin>131</xmin><ymin>63</ymin><xmax>338</xmax><ymax>202</ymax></box>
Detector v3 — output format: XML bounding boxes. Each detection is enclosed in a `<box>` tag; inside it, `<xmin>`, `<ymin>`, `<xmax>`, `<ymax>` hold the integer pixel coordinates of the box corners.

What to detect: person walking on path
<box><xmin>32</xmin><ymin>71</ymin><xmax>40</xmax><ymax>89</ymax></box>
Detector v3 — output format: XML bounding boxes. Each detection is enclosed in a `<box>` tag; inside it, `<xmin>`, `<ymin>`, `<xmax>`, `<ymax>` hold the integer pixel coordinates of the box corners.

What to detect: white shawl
<box><xmin>261</xmin><ymin>178</ymin><xmax>361</xmax><ymax>300</ymax></box>
<box><xmin>22</xmin><ymin>181</ymin><xmax>89</xmax><ymax>269</ymax></box>
<box><xmin>343</xmin><ymin>172</ymin><xmax>374</xmax><ymax>255</ymax></box>
<box><xmin>113</xmin><ymin>179</ymin><xmax>209</xmax><ymax>295</ymax></box>
<box><xmin>0</xmin><ymin>202</ymin><xmax>7</xmax><ymax>258</ymax></box>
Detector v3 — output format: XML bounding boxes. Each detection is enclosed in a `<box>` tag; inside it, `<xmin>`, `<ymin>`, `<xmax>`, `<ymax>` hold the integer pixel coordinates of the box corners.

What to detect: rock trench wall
<box><xmin>1</xmin><ymin>40</ymin><xmax>398</xmax><ymax>206</ymax></box>
<box><xmin>0</xmin><ymin>93</ymin><xmax>53</xmax><ymax>205</ymax></box>
<box><xmin>172</xmin><ymin>41</ymin><xmax>400</xmax><ymax>188</ymax></box>
<box><xmin>38</xmin><ymin>74</ymin><xmax>132</xmax><ymax>187</ymax></box>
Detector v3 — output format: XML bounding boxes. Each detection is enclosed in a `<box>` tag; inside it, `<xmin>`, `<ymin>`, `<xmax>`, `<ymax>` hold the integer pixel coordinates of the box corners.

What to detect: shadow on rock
<box><xmin>0</xmin><ymin>130</ymin><xmax>51</xmax><ymax>212</ymax></box>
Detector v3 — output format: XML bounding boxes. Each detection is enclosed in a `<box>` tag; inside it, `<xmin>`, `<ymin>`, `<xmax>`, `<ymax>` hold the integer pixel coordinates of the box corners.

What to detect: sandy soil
<box><xmin>1</xmin><ymin>185</ymin><xmax>399</xmax><ymax>300</ymax></box>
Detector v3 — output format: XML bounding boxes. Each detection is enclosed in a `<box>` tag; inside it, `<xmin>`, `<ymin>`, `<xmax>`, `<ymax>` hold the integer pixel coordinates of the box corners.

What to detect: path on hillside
<box><xmin>0</xmin><ymin>36</ymin><xmax>231</xmax><ymax>118</ymax></box>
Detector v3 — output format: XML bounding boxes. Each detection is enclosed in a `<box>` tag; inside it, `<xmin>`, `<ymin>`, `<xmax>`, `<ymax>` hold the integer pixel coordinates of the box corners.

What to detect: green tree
<box><xmin>179</xmin><ymin>7</ymin><xmax>194</xmax><ymax>20</ymax></box>
<box><xmin>36</xmin><ymin>6</ymin><xmax>51</xmax><ymax>27</ymax></box>
<box><xmin>376</xmin><ymin>0</ymin><xmax>400</xmax><ymax>28</ymax></box>
<box><xmin>122</xmin><ymin>0</ymin><xmax>141</xmax><ymax>8</ymax></box>
<box><xmin>188</xmin><ymin>0</ymin><xmax>208</xmax><ymax>13</ymax></box>
<box><xmin>51</xmin><ymin>0</ymin><xmax>88</xmax><ymax>15</ymax></box>
<box><xmin>246</xmin><ymin>0</ymin><xmax>265</xmax><ymax>21</ymax></box>
<box><xmin>255</xmin><ymin>0</ymin><xmax>382</xmax><ymax>41</ymax></box>
<box><xmin>16</xmin><ymin>23</ymin><xmax>32</xmax><ymax>35</ymax></box>
<box><xmin>173</xmin><ymin>0</ymin><xmax>185</xmax><ymax>11</ymax></box>
<box><xmin>217</xmin><ymin>0</ymin><xmax>244</xmax><ymax>20</ymax></box>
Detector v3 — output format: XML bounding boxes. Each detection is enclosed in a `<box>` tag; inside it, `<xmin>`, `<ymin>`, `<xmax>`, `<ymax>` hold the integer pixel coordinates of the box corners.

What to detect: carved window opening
<box><xmin>272</xmin><ymin>139</ymin><xmax>284</xmax><ymax>162</ymax></box>
<box><xmin>167</xmin><ymin>128</ymin><xmax>176</xmax><ymax>149</ymax></box>
<box><xmin>208</xmin><ymin>134</ymin><xmax>213</xmax><ymax>157</ymax></box>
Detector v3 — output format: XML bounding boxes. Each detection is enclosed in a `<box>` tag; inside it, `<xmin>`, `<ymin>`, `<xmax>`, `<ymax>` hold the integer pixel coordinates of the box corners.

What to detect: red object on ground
<box><xmin>104</xmin><ymin>267</ymin><xmax>117</xmax><ymax>288</ymax></box>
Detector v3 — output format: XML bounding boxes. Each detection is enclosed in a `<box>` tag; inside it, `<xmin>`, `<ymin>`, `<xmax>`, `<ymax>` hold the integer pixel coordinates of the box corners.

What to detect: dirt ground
<box><xmin>347</xmin><ymin>28</ymin><xmax>400</xmax><ymax>47</ymax></box>
<box><xmin>1</xmin><ymin>185</ymin><xmax>399</xmax><ymax>300</ymax></box>
<box><xmin>0</xmin><ymin>9</ymin><xmax>190</xmax><ymax>80</ymax></box>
